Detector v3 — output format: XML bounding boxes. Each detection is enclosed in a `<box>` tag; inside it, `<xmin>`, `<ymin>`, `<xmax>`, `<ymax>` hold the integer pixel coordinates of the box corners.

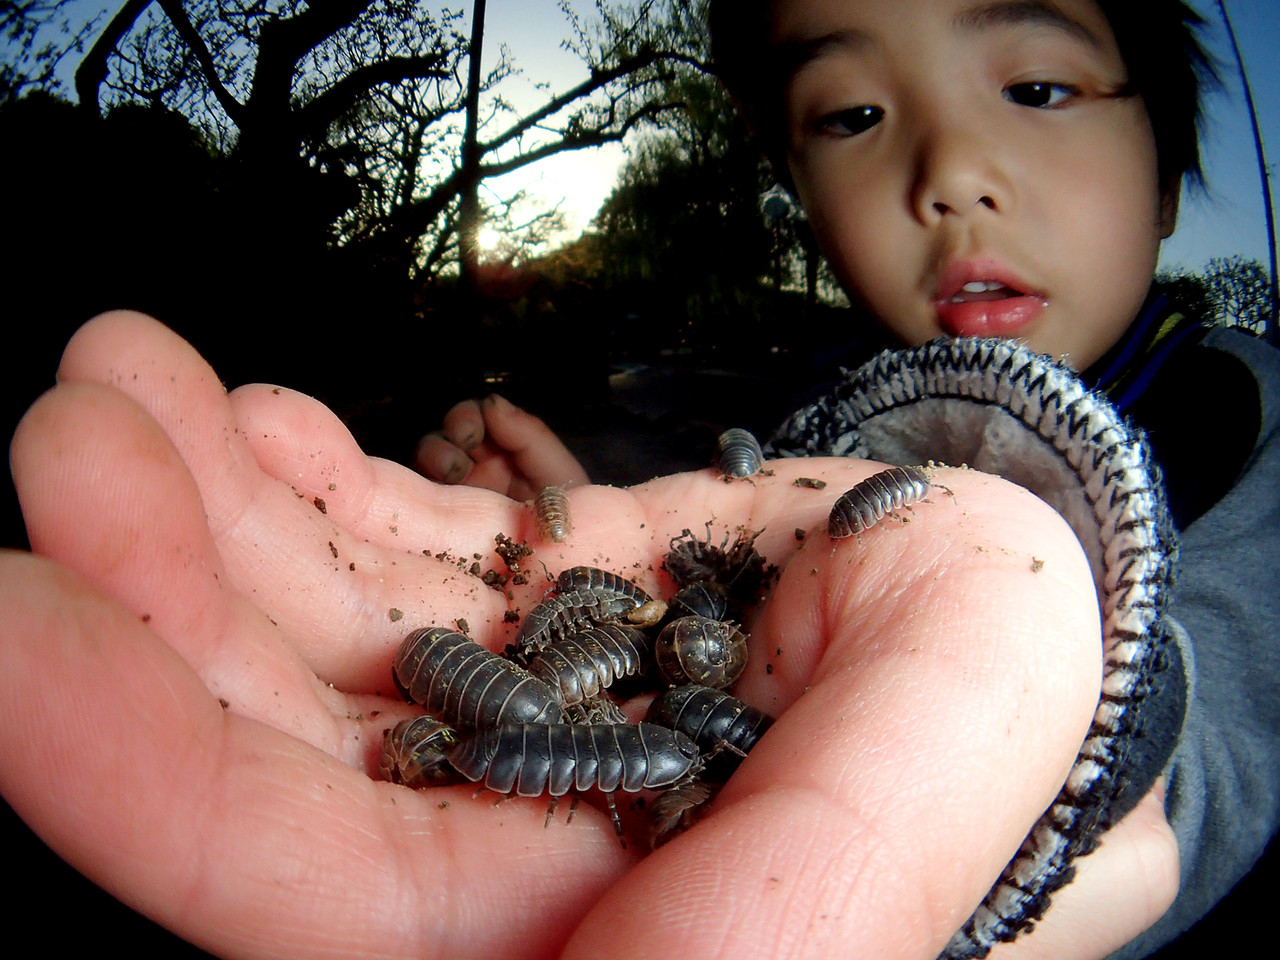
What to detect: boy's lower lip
<box><xmin>934</xmin><ymin>295</ymin><xmax>1046</xmax><ymax>338</ymax></box>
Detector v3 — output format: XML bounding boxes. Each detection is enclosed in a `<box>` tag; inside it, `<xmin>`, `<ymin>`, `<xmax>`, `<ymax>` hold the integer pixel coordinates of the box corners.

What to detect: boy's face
<box><xmin>773</xmin><ymin>0</ymin><xmax>1177</xmax><ymax>370</ymax></box>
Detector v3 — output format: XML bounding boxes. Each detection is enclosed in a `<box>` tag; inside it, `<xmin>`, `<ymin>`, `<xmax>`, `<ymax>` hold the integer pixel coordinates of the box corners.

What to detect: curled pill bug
<box><xmin>645</xmin><ymin>684</ymin><xmax>775</xmax><ymax>780</ymax></box>
<box><xmin>393</xmin><ymin>626</ymin><xmax>564</xmax><ymax>728</ymax></box>
<box><xmin>533</xmin><ymin>485</ymin><xmax>572</xmax><ymax>542</ymax></box>
<box><xmin>828</xmin><ymin>465</ymin><xmax>933</xmax><ymax>539</ymax></box>
<box><xmin>654</xmin><ymin>615</ymin><xmax>749</xmax><ymax>689</ymax></box>
<box><xmin>379</xmin><ymin>716</ymin><xmax>465</xmax><ymax>788</ymax></box>
<box><xmin>447</xmin><ymin>722</ymin><xmax>703</xmax><ymax>841</ymax></box>
<box><xmin>714</xmin><ymin>427</ymin><xmax>766</xmax><ymax>480</ymax></box>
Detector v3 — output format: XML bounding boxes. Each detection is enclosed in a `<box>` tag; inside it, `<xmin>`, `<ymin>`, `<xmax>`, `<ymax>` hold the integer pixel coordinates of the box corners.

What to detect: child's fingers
<box><xmin>0</xmin><ymin>551</ymin><xmax>632</xmax><ymax>960</ymax></box>
<box><xmin>989</xmin><ymin>783</ymin><xmax>1179</xmax><ymax>960</ymax></box>
<box><xmin>413</xmin><ymin>430</ymin><xmax>474</xmax><ymax>484</ymax></box>
<box><xmin>441</xmin><ymin>397</ymin><xmax>486</xmax><ymax>450</ymax></box>
<box><xmin>479</xmin><ymin>392</ymin><xmax>591</xmax><ymax>495</ymax></box>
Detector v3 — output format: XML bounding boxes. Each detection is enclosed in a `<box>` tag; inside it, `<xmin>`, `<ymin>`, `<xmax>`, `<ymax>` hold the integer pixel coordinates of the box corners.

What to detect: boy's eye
<box><xmin>814</xmin><ymin>105</ymin><xmax>885</xmax><ymax>137</ymax></box>
<box><xmin>1004</xmin><ymin>81</ymin><xmax>1076</xmax><ymax>108</ymax></box>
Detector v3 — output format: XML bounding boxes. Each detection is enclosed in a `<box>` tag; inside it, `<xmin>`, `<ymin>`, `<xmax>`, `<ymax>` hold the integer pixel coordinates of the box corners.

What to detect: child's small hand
<box><xmin>414</xmin><ymin>394</ymin><xmax>590</xmax><ymax>500</ymax></box>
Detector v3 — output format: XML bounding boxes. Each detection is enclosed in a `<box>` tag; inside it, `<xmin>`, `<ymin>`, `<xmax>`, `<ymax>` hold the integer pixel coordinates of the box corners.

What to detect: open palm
<box><xmin>0</xmin><ymin>312</ymin><xmax>1174</xmax><ymax>960</ymax></box>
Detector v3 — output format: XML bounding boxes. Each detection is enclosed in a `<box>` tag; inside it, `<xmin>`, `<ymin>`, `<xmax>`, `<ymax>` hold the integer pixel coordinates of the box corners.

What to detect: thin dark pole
<box><xmin>1216</xmin><ymin>0</ymin><xmax>1279</xmax><ymax>341</ymax></box>
<box><xmin>459</xmin><ymin>0</ymin><xmax>488</xmax><ymax>289</ymax></box>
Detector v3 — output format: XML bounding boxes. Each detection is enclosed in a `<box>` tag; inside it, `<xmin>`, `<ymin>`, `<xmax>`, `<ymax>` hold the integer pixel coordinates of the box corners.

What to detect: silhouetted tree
<box><xmin>1160</xmin><ymin>256</ymin><xmax>1274</xmax><ymax>335</ymax></box>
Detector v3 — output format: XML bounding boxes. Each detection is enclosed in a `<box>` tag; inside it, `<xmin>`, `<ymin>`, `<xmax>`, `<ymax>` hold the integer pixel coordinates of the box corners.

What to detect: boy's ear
<box><xmin>1158</xmin><ymin>181</ymin><xmax>1181</xmax><ymax>239</ymax></box>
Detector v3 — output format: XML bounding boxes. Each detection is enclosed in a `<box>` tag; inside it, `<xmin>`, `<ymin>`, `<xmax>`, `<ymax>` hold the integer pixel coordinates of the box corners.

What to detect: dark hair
<box><xmin>709</xmin><ymin>0</ymin><xmax>1217</xmax><ymax>196</ymax></box>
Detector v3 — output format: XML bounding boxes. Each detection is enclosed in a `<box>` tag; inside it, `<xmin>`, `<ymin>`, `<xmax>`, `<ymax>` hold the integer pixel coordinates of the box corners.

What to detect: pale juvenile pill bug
<box><xmin>828</xmin><ymin>465</ymin><xmax>933</xmax><ymax>539</ymax></box>
<box><xmin>534</xmin><ymin>485</ymin><xmax>572</xmax><ymax>542</ymax></box>
<box><xmin>714</xmin><ymin>427</ymin><xmax>766</xmax><ymax>480</ymax></box>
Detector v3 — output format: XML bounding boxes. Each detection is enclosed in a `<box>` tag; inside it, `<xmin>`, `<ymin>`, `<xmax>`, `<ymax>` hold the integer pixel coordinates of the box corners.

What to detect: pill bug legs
<box><xmin>828</xmin><ymin>465</ymin><xmax>933</xmax><ymax>539</ymax></box>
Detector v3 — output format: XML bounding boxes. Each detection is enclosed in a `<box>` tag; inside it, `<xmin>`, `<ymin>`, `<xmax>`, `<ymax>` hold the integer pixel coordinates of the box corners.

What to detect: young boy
<box><xmin>417</xmin><ymin>1</ymin><xmax>1280</xmax><ymax>956</ymax></box>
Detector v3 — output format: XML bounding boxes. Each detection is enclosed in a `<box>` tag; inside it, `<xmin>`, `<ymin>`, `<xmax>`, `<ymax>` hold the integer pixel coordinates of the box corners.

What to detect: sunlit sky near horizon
<box><xmin>7</xmin><ymin>0</ymin><xmax>1278</xmax><ymax>274</ymax></box>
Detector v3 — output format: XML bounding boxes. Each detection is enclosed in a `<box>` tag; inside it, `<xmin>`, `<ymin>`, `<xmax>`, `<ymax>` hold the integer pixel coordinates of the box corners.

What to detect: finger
<box><xmin>9</xmin><ymin>378</ymin><xmax>359</xmax><ymax>750</ymax></box>
<box><xmin>51</xmin><ymin>313</ymin><xmax>520</xmax><ymax>691</ymax></box>
<box><xmin>565</xmin><ymin>466</ymin><xmax>1104</xmax><ymax>960</ymax></box>
<box><xmin>989</xmin><ymin>783</ymin><xmax>1179</xmax><ymax>960</ymax></box>
<box><xmin>413</xmin><ymin>430</ymin><xmax>474</xmax><ymax>484</ymax></box>
<box><xmin>479</xmin><ymin>393</ymin><xmax>591</xmax><ymax>496</ymax></box>
<box><xmin>441</xmin><ymin>398</ymin><xmax>486</xmax><ymax>450</ymax></box>
<box><xmin>0</xmin><ymin>551</ymin><xmax>631</xmax><ymax>960</ymax></box>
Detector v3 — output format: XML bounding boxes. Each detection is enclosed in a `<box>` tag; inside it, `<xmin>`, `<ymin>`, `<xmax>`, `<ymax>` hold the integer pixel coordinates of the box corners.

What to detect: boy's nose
<box><xmin>909</xmin><ymin>126</ymin><xmax>1012</xmax><ymax>225</ymax></box>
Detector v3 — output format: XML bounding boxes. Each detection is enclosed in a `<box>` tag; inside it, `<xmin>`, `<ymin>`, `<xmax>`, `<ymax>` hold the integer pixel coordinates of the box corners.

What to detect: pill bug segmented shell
<box><xmin>714</xmin><ymin>427</ymin><xmax>766</xmax><ymax>480</ymax></box>
<box><xmin>524</xmin><ymin>623</ymin><xmax>653</xmax><ymax>705</ymax></box>
<box><xmin>555</xmin><ymin>566</ymin><xmax>653</xmax><ymax>605</ymax></box>
<box><xmin>666</xmin><ymin>582</ymin><xmax>730</xmax><ymax>623</ymax></box>
<box><xmin>654</xmin><ymin>615</ymin><xmax>749</xmax><ymax>689</ymax></box>
<box><xmin>533</xmin><ymin>485</ymin><xmax>572</xmax><ymax>542</ymax></box>
<box><xmin>828</xmin><ymin>465</ymin><xmax>932</xmax><ymax>539</ymax></box>
<box><xmin>379</xmin><ymin>716</ymin><xmax>465</xmax><ymax>788</ymax></box>
<box><xmin>393</xmin><ymin>627</ymin><xmax>564</xmax><ymax>728</ymax></box>
<box><xmin>512</xmin><ymin>588</ymin><xmax>643</xmax><ymax>660</ymax></box>
<box><xmin>645</xmin><ymin>684</ymin><xmax>775</xmax><ymax>780</ymax></box>
<box><xmin>447</xmin><ymin>722</ymin><xmax>702</xmax><ymax>798</ymax></box>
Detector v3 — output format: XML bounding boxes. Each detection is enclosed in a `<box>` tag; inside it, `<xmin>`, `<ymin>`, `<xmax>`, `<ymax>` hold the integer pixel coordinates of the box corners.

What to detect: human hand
<box><xmin>413</xmin><ymin>394</ymin><xmax>590</xmax><ymax>499</ymax></box>
<box><xmin>1</xmin><ymin>311</ymin><xmax>1175</xmax><ymax>960</ymax></box>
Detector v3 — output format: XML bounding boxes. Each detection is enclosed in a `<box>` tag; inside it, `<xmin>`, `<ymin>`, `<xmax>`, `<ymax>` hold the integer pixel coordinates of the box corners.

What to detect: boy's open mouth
<box><xmin>946</xmin><ymin>280</ymin><xmax>1020</xmax><ymax>303</ymax></box>
<box><xmin>933</xmin><ymin>275</ymin><xmax>1046</xmax><ymax>338</ymax></box>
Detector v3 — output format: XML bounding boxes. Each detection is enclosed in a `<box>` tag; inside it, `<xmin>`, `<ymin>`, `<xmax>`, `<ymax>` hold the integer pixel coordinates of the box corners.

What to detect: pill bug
<box><xmin>534</xmin><ymin>485</ymin><xmax>572</xmax><ymax>542</ymax></box>
<box><xmin>512</xmin><ymin>588</ymin><xmax>642</xmax><ymax>660</ymax></box>
<box><xmin>394</xmin><ymin>626</ymin><xmax>564</xmax><ymax>728</ymax></box>
<box><xmin>828</xmin><ymin>465</ymin><xmax>933</xmax><ymax>539</ymax></box>
<box><xmin>447</xmin><ymin>722</ymin><xmax>703</xmax><ymax>839</ymax></box>
<box><xmin>645</xmin><ymin>684</ymin><xmax>775</xmax><ymax>780</ymax></box>
<box><xmin>555</xmin><ymin>566</ymin><xmax>653</xmax><ymax>605</ymax></box>
<box><xmin>524</xmin><ymin>623</ymin><xmax>653</xmax><ymax>705</ymax></box>
<box><xmin>379</xmin><ymin>716</ymin><xmax>465</xmax><ymax>788</ymax></box>
<box><xmin>665</xmin><ymin>582</ymin><xmax>730</xmax><ymax>623</ymax></box>
<box><xmin>654</xmin><ymin>615</ymin><xmax>749</xmax><ymax>689</ymax></box>
<box><xmin>714</xmin><ymin>427</ymin><xmax>766</xmax><ymax>480</ymax></box>
<box><xmin>663</xmin><ymin>526</ymin><xmax>773</xmax><ymax>617</ymax></box>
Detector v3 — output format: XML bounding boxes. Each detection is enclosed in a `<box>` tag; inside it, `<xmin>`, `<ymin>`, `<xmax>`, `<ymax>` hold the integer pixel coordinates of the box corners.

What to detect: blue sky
<box><xmin>7</xmin><ymin>1</ymin><xmax>1277</xmax><ymax>272</ymax></box>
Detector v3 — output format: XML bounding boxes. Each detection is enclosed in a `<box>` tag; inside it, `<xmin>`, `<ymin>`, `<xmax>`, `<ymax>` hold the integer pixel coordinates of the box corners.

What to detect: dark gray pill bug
<box><xmin>555</xmin><ymin>566</ymin><xmax>653</xmax><ymax>606</ymax></box>
<box><xmin>654</xmin><ymin>615</ymin><xmax>749</xmax><ymax>689</ymax></box>
<box><xmin>645</xmin><ymin>684</ymin><xmax>774</xmax><ymax>780</ymax></box>
<box><xmin>447</xmin><ymin>722</ymin><xmax>702</xmax><ymax>798</ymax></box>
<box><xmin>828</xmin><ymin>465</ymin><xmax>932</xmax><ymax>539</ymax></box>
<box><xmin>379</xmin><ymin>716</ymin><xmax>465</xmax><ymax>788</ymax></box>
<box><xmin>666</xmin><ymin>582</ymin><xmax>730</xmax><ymax>623</ymax></box>
<box><xmin>513</xmin><ymin>588</ymin><xmax>641</xmax><ymax>659</ymax></box>
<box><xmin>715</xmin><ymin>428</ymin><xmax>766</xmax><ymax>480</ymax></box>
<box><xmin>524</xmin><ymin>623</ymin><xmax>652</xmax><ymax>705</ymax></box>
<box><xmin>393</xmin><ymin>626</ymin><xmax>564</xmax><ymax>728</ymax></box>
<box><xmin>534</xmin><ymin>485</ymin><xmax>572</xmax><ymax>542</ymax></box>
